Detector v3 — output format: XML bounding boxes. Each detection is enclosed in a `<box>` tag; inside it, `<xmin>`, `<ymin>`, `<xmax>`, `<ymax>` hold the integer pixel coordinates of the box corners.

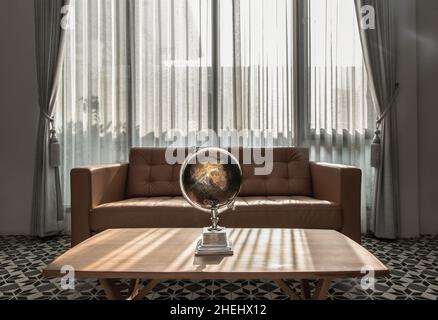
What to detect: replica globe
<box><xmin>179</xmin><ymin>147</ymin><xmax>242</xmax><ymax>230</ymax></box>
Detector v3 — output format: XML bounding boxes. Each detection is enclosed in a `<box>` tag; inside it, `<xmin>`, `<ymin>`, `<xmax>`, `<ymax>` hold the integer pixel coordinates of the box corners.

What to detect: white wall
<box><xmin>395</xmin><ymin>0</ymin><xmax>438</xmax><ymax>236</ymax></box>
<box><xmin>417</xmin><ymin>0</ymin><xmax>438</xmax><ymax>234</ymax></box>
<box><xmin>0</xmin><ymin>0</ymin><xmax>39</xmax><ymax>234</ymax></box>
<box><xmin>395</xmin><ymin>0</ymin><xmax>421</xmax><ymax>237</ymax></box>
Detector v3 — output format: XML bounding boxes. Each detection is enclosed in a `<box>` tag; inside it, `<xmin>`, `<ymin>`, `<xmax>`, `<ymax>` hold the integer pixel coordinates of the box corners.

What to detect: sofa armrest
<box><xmin>310</xmin><ymin>162</ymin><xmax>362</xmax><ymax>243</ymax></box>
<box><xmin>71</xmin><ymin>163</ymin><xmax>128</xmax><ymax>246</ymax></box>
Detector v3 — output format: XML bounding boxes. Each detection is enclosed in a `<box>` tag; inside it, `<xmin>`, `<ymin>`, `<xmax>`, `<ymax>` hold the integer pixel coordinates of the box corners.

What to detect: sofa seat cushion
<box><xmin>229</xmin><ymin>196</ymin><xmax>342</xmax><ymax>229</ymax></box>
<box><xmin>90</xmin><ymin>197</ymin><xmax>208</xmax><ymax>232</ymax></box>
<box><xmin>90</xmin><ymin>196</ymin><xmax>342</xmax><ymax>232</ymax></box>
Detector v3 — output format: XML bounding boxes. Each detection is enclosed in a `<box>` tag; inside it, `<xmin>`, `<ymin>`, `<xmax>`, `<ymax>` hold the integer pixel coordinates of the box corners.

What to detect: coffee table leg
<box><xmin>275</xmin><ymin>278</ymin><xmax>332</xmax><ymax>300</ymax></box>
<box><xmin>100</xmin><ymin>278</ymin><xmax>330</xmax><ymax>300</ymax></box>
<box><xmin>133</xmin><ymin>279</ymin><xmax>160</xmax><ymax>300</ymax></box>
<box><xmin>301</xmin><ymin>280</ymin><xmax>311</xmax><ymax>299</ymax></box>
<box><xmin>99</xmin><ymin>278</ymin><xmax>158</xmax><ymax>300</ymax></box>
<box><xmin>274</xmin><ymin>279</ymin><xmax>302</xmax><ymax>300</ymax></box>
<box><xmin>127</xmin><ymin>279</ymin><xmax>140</xmax><ymax>299</ymax></box>
<box><xmin>100</xmin><ymin>279</ymin><xmax>123</xmax><ymax>300</ymax></box>
<box><xmin>312</xmin><ymin>279</ymin><xmax>331</xmax><ymax>300</ymax></box>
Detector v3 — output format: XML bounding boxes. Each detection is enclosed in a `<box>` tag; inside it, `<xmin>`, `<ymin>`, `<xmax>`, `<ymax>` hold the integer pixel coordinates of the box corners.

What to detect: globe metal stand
<box><xmin>195</xmin><ymin>208</ymin><xmax>233</xmax><ymax>256</ymax></box>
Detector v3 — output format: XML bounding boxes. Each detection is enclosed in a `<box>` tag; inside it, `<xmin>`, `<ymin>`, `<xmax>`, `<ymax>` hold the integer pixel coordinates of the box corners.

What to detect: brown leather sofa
<box><xmin>71</xmin><ymin>147</ymin><xmax>361</xmax><ymax>246</ymax></box>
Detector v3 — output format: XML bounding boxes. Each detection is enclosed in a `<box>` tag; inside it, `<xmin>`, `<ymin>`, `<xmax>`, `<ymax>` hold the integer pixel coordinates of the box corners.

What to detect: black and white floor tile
<box><xmin>1</xmin><ymin>235</ymin><xmax>438</xmax><ymax>300</ymax></box>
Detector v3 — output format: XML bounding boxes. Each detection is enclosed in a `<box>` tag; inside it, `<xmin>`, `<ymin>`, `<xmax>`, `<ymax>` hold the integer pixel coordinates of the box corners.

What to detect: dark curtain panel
<box><xmin>354</xmin><ymin>0</ymin><xmax>401</xmax><ymax>238</ymax></box>
<box><xmin>32</xmin><ymin>0</ymin><xmax>70</xmax><ymax>237</ymax></box>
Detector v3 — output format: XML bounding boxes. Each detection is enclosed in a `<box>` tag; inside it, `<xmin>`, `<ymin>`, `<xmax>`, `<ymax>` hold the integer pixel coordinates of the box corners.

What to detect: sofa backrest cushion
<box><xmin>237</xmin><ymin>147</ymin><xmax>312</xmax><ymax>197</ymax></box>
<box><xmin>126</xmin><ymin>147</ymin><xmax>312</xmax><ymax>198</ymax></box>
<box><xmin>127</xmin><ymin>148</ymin><xmax>183</xmax><ymax>198</ymax></box>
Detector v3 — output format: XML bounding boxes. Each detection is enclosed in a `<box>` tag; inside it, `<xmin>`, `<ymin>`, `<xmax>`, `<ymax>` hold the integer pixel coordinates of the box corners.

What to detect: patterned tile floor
<box><xmin>1</xmin><ymin>235</ymin><xmax>438</xmax><ymax>300</ymax></box>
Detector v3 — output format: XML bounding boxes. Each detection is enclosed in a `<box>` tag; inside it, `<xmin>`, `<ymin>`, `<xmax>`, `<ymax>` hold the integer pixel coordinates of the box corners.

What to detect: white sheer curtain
<box><xmin>307</xmin><ymin>0</ymin><xmax>376</xmax><ymax>231</ymax></box>
<box><xmin>56</xmin><ymin>0</ymin><xmax>212</xmax><ymax>204</ymax></box>
<box><xmin>130</xmin><ymin>0</ymin><xmax>212</xmax><ymax>147</ymax></box>
<box><xmin>218</xmin><ymin>0</ymin><xmax>295</xmax><ymax>147</ymax></box>
<box><xmin>56</xmin><ymin>0</ymin><xmax>130</xmax><ymax>205</ymax></box>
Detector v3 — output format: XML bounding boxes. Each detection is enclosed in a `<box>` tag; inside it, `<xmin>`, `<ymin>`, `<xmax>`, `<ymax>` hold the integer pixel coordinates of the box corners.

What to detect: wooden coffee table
<box><xmin>43</xmin><ymin>228</ymin><xmax>389</xmax><ymax>300</ymax></box>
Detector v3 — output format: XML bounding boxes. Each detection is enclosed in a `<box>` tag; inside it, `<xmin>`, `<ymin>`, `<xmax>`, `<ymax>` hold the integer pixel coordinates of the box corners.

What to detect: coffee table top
<box><xmin>43</xmin><ymin>228</ymin><xmax>389</xmax><ymax>280</ymax></box>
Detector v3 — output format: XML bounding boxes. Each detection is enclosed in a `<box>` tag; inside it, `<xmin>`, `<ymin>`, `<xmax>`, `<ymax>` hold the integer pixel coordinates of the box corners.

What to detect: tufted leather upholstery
<box><xmin>71</xmin><ymin>147</ymin><xmax>361</xmax><ymax>246</ymax></box>
<box><xmin>126</xmin><ymin>148</ymin><xmax>183</xmax><ymax>197</ymax></box>
<box><xmin>238</xmin><ymin>148</ymin><xmax>312</xmax><ymax>196</ymax></box>
<box><xmin>126</xmin><ymin>147</ymin><xmax>312</xmax><ymax>198</ymax></box>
